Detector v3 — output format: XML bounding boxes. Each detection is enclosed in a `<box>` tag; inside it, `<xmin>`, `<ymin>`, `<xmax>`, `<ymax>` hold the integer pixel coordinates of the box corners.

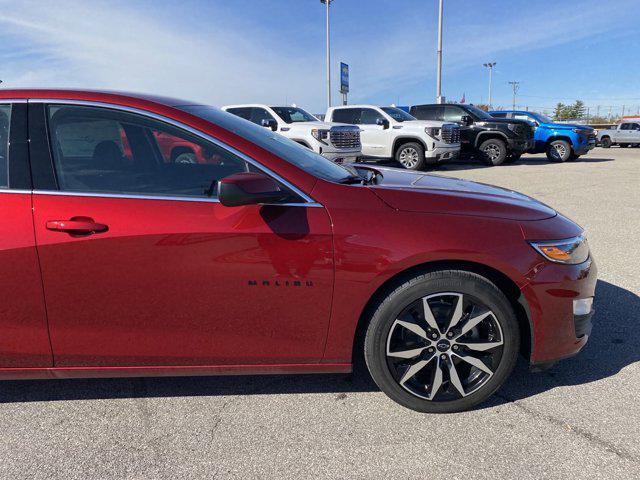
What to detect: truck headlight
<box><xmin>311</xmin><ymin>129</ymin><xmax>330</xmax><ymax>144</ymax></box>
<box><xmin>425</xmin><ymin>127</ymin><xmax>441</xmax><ymax>138</ymax></box>
<box><xmin>507</xmin><ymin>123</ymin><xmax>524</xmax><ymax>135</ymax></box>
<box><xmin>529</xmin><ymin>235</ymin><xmax>590</xmax><ymax>264</ymax></box>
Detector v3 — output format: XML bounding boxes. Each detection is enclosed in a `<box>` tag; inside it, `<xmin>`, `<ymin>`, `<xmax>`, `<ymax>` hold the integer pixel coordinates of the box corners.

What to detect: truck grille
<box><xmin>441</xmin><ymin>123</ymin><xmax>460</xmax><ymax>144</ymax></box>
<box><xmin>330</xmin><ymin>127</ymin><xmax>361</xmax><ymax>149</ymax></box>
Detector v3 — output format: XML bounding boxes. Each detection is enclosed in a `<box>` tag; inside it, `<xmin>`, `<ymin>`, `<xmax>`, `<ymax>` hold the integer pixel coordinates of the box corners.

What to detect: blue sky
<box><xmin>1</xmin><ymin>0</ymin><xmax>639</xmax><ymax>116</ymax></box>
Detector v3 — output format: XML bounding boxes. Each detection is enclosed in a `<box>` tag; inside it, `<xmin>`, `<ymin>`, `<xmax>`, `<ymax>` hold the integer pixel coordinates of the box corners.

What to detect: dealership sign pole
<box><xmin>340</xmin><ymin>62</ymin><xmax>349</xmax><ymax>105</ymax></box>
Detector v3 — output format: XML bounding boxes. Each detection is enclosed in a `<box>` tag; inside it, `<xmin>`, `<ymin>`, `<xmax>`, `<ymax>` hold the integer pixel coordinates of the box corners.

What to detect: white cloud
<box><xmin>0</xmin><ymin>0</ymin><xmax>638</xmax><ymax>111</ymax></box>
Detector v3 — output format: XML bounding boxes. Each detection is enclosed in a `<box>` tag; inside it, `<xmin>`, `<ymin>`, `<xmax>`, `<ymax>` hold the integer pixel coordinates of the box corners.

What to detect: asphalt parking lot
<box><xmin>0</xmin><ymin>147</ymin><xmax>638</xmax><ymax>480</ymax></box>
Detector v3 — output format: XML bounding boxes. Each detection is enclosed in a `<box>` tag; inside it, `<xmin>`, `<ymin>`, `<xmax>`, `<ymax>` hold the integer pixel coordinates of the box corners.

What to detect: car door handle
<box><xmin>46</xmin><ymin>217</ymin><xmax>109</xmax><ymax>235</ymax></box>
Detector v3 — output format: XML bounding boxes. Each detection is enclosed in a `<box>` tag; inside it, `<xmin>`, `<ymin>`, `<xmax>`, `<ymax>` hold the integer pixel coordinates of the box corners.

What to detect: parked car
<box><xmin>597</xmin><ymin>119</ymin><xmax>640</xmax><ymax>148</ymax></box>
<box><xmin>0</xmin><ymin>89</ymin><xmax>596</xmax><ymax>413</ymax></box>
<box><xmin>490</xmin><ymin>110</ymin><xmax>595</xmax><ymax>162</ymax></box>
<box><xmin>409</xmin><ymin>104</ymin><xmax>534</xmax><ymax>166</ymax></box>
<box><xmin>222</xmin><ymin>104</ymin><xmax>361</xmax><ymax>164</ymax></box>
<box><xmin>325</xmin><ymin>105</ymin><xmax>460</xmax><ymax>170</ymax></box>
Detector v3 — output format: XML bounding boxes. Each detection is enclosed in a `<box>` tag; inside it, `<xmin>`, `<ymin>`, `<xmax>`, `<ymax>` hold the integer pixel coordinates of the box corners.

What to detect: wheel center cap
<box><xmin>436</xmin><ymin>339</ymin><xmax>451</xmax><ymax>352</ymax></box>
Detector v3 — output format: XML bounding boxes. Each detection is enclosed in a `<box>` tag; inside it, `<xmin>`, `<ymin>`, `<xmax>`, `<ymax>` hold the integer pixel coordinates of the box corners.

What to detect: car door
<box><xmin>0</xmin><ymin>102</ymin><xmax>52</xmax><ymax>368</ymax></box>
<box><xmin>29</xmin><ymin>101</ymin><xmax>334</xmax><ymax>368</ymax></box>
<box><xmin>358</xmin><ymin>108</ymin><xmax>391</xmax><ymax>157</ymax></box>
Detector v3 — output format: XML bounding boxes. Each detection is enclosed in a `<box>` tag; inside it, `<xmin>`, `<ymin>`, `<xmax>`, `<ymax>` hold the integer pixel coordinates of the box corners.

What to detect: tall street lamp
<box><xmin>483</xmin><ymin>62</ymin><xmax>496</xmax><ymax>108</ymax></box>
<box><xmin>435</xmin><ymin>0</ymin><xmax>444</xmax><ymax>103</ymax></box>
<box><xmin>320</xmin><ymin>0</ymin><xmax>332</xmax><ymax>109</ymax></box>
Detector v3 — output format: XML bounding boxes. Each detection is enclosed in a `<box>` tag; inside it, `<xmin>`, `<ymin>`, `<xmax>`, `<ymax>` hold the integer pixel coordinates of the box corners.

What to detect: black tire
<box><xmin>504</xmin><ymin>152</ymin><xmax>522</xmax><ymax>164</ymax></box>
<box><xmin>546</xmin><ymin>139</ymin><xmax>572</xmax><ymax>162</ymax></box>
<box><xmin>478</xmin><ymin>138</ymin><xmax>507</xmax><ymax>166</ymax></box>
<box><xmin>600</xmin><ymin>137</ymin><xmax>612</xmax><ymax>148</ymax></box>
<box><xmin>395</xmin><ymin>142</ymin><xmax>426</xmax><ymax>170</ymax></box>
<box><xmin>364</xmin><ymin>270</ymin><xmax>520</xmax><ymax>413</ymax></box>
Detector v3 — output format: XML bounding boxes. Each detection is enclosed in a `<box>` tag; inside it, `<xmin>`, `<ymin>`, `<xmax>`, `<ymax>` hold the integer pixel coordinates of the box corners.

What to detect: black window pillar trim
<box><xmin>8</xmin><ymin>103</ymin><xmax>32</xmax><ymax>190</ymax></box>
<box><xmin>27</xmin><ymin>102</ymin><xmax>58</xmax><ymax>191</ymax></box>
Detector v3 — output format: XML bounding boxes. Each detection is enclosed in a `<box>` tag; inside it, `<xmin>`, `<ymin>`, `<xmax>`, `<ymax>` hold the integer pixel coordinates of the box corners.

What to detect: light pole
<box><xmin>508</xmin><ymin>81</ymin><xmax>520</xmax><ymax>110</ymax></box>
<box><xmin>483</xmin><ymin>62</ymin><xmax>496</xmax><ymax>108</ymax></box>
<box><xmin>320</xmin><ymin>0</ymin><xmax>332</xmax><ymax>109</ymax></box>
<box><xmin>435</xmin><ymin>0</ymin><xmax>444</xmax><ymax>103</ymax></box>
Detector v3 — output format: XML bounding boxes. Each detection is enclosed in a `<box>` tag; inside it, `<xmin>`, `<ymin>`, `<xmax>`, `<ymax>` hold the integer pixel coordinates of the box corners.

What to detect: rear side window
<box><xmin>331</xmin><ymin>108</ymin><xmax>362</xmax><ymax>124</ymax></box>
<box><xmin>410</xmin><ymin>105</ymin><xmax>442</xmax><ymax>121</ymax></box>
<box><xmin>46</xmin><ymin>104</ymin><xmax>250</xmax><ymax>198</ymax></box>
<box><xmin>0</xmin><ymin>105</ymin><xmax>10</xmax><ymax>188</ymax></box>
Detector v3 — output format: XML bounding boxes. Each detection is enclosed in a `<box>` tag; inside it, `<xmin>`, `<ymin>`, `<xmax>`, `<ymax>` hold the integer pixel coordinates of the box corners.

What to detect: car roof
<box><xmin>0</xmin><ymin>88</ymin><xmax>203</xmax><ymax>109</ymax></box>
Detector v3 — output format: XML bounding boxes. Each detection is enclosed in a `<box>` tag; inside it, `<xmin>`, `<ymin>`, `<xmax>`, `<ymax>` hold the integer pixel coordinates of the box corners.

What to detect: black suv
<box><xmin>409</xmin><ymin>104</ymin><xmax>534</xmax><ymax>165</ymax></box>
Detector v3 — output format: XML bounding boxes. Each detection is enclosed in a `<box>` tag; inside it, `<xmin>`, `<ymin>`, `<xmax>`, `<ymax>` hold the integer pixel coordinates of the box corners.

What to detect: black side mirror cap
<box><xmin>261</xmin><ymin>118</ymin><xmax>278</xmax><ymax>131</ymax></box>
<box><xmin>218</xmin><ymin>172</ymin><xmax>291</xmax><ymax>207</ymax></box>
<box><xmin>376</xmin><ymin>118</ymin><xmax>390</xmax><ymax>129</ymax></box>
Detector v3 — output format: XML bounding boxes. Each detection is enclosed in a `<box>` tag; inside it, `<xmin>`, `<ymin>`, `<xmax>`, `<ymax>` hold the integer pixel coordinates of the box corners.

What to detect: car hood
<box><xmin>541</xmin><ymin>122</ymin><xmax>593</xmax><ymax>131</ymax></box>
<box><xmin>365</xmin><ymin>166</ymin><xmax>556</xmax><ymax>221</ymax></box>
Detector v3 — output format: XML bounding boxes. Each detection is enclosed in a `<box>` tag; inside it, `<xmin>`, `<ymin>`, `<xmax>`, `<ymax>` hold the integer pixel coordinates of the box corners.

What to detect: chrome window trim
<box><xmin>0</xmin><ymin>99</ymin><xmax>28</xmax><ymax>104</ymax></box>
<box><xmin>0</xmin><ymin>188</ymin><xmax>31</xmax><ymax>195</ymax></box>
<box><xmin>31</xmin><ymin>188</ymin><xmax>322</xmax><ymax>207</ymax></box>
<box><xmin>27</xmin><ymin>98</ymin><xmax>321</xmax><ymax>206</ymax></box>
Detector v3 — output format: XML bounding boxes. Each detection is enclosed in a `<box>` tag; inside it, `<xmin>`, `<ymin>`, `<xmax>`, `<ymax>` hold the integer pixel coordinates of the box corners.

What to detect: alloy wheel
<box><xmin>399</xmin><ymin>147</ymin><xmax>419</xmax><ymax>168</ymax></box>
<box><xmin>482</xmin><ymin>144</ymin><xmax>501</xmax><ymax>162</ymax></box>
<box><xmin>385</xmin><ymin>292</ymin><xmax>504</xmax><ymax>401</ymax></box>
<box><xmin>552</xmin><ymin>143</ymin><xmax>566</xmax><ymax>159</ymax></box>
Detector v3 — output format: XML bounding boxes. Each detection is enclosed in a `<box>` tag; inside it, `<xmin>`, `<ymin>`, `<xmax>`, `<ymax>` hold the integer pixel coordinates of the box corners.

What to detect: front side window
<box><xmin>620</xmin><ymin>123</ymin><xmax>630</xmax><ymax>130</ymax></box>
<box><xmin>360</xmin><ymin>109</ymin><xmax>383</xmax><ymax>125</ymax></box>
<box><xmin>181</xmin><ymin>105</ymin><xmax>355</xmax><ymax>183</ymax></box>
<box><xmin>47</xmin><ymin>105</ymin><xmax>251</xmax><ymax>198</ymax></box>
<box><xmin>443</xmin><ymin>106</ymin><xmax>464</xmax><ymax>122</ymax></box>
<box><xmin>271</xmin><ymin>107</ymin><xmax>317</xmax><ymax>124</ymax></box>
<box><xmin>249</xmin><ymin>108</ymin><xmax>276</xmax><ymax>125</ymax></box>
<box><xmin>0</xmin><ymin>105</ymin><xmax>10</xmax><ymax>188</ymax></box>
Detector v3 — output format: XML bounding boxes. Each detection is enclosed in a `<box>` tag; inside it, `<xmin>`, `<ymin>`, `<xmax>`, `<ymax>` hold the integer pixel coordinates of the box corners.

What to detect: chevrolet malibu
<box><xmin>0</xmin><ymin>90</ymin><xmax>596</xmax><ymax>413</ymax></box>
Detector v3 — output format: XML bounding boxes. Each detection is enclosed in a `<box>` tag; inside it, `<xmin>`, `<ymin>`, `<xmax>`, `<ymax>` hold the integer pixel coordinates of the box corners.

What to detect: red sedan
<box><xmin>0</xmin><ymin>90</ymin><xmax>596</xmax><ymax>412</ymax></box>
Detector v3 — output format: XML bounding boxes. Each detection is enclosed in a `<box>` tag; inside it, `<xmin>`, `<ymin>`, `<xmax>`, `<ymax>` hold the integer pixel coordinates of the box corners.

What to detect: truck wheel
<box><xmin>364</xmin><ymin>270</ymin><xmax>519</xmax><ymax>413</ymax></box>
<box><xmin>546</xmin><ymin>140</ymin><xmax>572</xmax><ymax>162</ymax></box>
<box><xmin>396</xmin><ymin>142</ymin><xmax>426</xmax><ymax>170</ymax></box>
<box><xmin>600</xmin><ymin>137</ymin><xmax>612</xmax><ymax>148</ymax></box>
<box><xmin>478</xmin><ymin>138</ymin><xmax>507</xmax><ymax>166</ymax></box>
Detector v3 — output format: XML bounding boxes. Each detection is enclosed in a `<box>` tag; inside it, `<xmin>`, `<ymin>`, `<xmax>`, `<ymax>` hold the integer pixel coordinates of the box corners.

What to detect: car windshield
<box><xmin>270</xmin><ymin>107</ymin><xmax>318</xmax><ymax>124</ymax></box>
<box><xmin>381</xmin><ymin>107</ymin><xmax>416</xmax><ymax>122</ymax></box>
<box><xmin>465</xmin><ymin>105</ymin><xmax>494</xmax><ymax>120</ymax></box>
<box><xmin>179</xmin><ymin>105</ymin><xmax>354</xmax><ymax>183</ymax></box>
<box><xmin>530</xmin><ymin>112</ymin><xmax>554</xmax><ymax>124</ymax></box>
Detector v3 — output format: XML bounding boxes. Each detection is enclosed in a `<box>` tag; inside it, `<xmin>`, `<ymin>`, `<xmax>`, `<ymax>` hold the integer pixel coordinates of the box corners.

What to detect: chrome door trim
<box><xmin>0</xmin><ymin>188</ymin><xmax>31</xmax><ymax>195</ymax></box>
<box><xmin>27</xmin><ymin>98</ymin><xmax>321</xmax><ymax>206</ymax></box>
<box><xmin>31</xmin><ymin>189</ymin><xmax>323</xmax><ymax>208</ymax></box>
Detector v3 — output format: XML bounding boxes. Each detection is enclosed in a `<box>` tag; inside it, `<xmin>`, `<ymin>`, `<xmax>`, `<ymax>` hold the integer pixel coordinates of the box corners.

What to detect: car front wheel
<box><xmin>364</xmin><ymin>270</ymin><xmax>519</xmax><ymax>413</ymax></box>
<box><xmin>395</xmin><ymin>142</ymin><xmax>426</xmax><ymax>170</ymax></box>
<box><xmin>600</xmin><ymin>137</ymin><xmax>612</xmax><ymax>148</ymax></box>
<box><xmin>478</xmin><ymin>138</ymin><xmax>507</xmax><ymax>166</ymax></box>
<box><xmin>546</xmin><ymin>140</ymin><xmax>572</xmax><ymax>162</ymax></box>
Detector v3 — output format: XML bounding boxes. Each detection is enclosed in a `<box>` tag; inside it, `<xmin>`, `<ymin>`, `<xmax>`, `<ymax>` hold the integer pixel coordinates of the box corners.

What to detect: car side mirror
<box><xmin>217</xmin><ymin>172</ymin><xmax>291</xmax><ymax>207</ymax></box>
<box><xmin>261</xmin><ymin>118</ymin><xmax>278</xmax><ymax>131</ymax></box>
<box><xmin>461</xmin><ymin>115</ymin><xmax>473</xmax><ymax>126</ymax></box>
<box><xmin>376</xmin><ymin>118</ymin><xmax>390</xmax><ymax>129</ymax></box>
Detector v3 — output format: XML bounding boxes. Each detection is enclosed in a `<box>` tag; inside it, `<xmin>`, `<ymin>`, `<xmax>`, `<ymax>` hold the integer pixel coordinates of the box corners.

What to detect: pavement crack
<box><xmin>495</xmin><ymin>392</ymin><xmax>639</xmax><ymax>464</ymax></box>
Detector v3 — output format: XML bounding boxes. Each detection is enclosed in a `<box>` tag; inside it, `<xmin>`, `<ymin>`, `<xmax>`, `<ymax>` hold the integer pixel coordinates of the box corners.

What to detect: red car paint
<box><xmin>0</xmin><ymin>89</ymin><xmax>596</xmax><ymax>380</ymax></box>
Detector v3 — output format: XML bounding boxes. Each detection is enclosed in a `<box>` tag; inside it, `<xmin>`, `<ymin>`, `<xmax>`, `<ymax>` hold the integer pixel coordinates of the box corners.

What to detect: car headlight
<box><xmin>425</xmin><ymin>127</ymin><xmax>441</xmax><ymax>138</ymax></box>
<box><xmin>311</xmin><ymin>129</ymin><xmax>330</xmax><ymax>144</ymax></box>
<box><xmin>529</xmin><ymin>235</ymin><xmax>590</xmax><ymax>264</ymax></box>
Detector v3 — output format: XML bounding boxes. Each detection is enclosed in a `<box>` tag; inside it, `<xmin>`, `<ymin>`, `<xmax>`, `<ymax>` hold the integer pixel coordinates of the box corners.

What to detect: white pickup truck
<box><xmin>221</xmin><ymin>104</ymin><xmax>362</xmax><ymax>164</ymax></box>
<box><xmin>597</xmin><ymin>119</ymin><xmax>640</xmax><ymax>148</ymax></box>
<box><xmin>325</xmin><ymin>105</ymin><xmax>460</xmax><ymax>170</ymax></box>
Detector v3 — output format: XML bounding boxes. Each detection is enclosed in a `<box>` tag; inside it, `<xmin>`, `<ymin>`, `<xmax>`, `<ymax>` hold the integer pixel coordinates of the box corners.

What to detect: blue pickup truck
<box><xmin>489</xmin><ymin>110</ymin><xmax>595</xmax><ymax>162</ymax></box>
